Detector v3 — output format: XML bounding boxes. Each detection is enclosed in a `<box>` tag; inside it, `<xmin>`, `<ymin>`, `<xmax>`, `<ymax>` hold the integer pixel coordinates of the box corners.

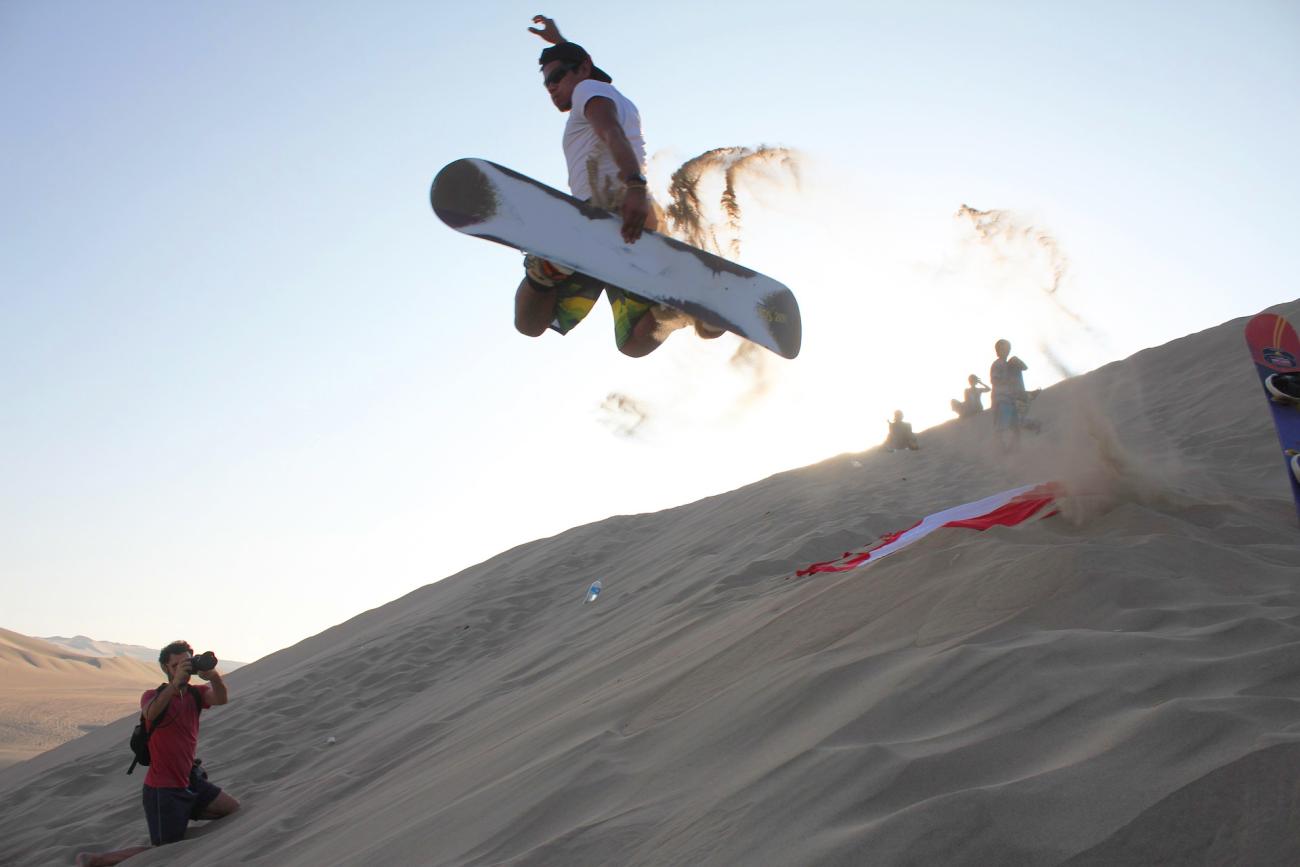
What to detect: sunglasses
<box><xmin>543</xmin><ymin>64</ymin><xmax>577</xmax><ymax>88</ymax></box>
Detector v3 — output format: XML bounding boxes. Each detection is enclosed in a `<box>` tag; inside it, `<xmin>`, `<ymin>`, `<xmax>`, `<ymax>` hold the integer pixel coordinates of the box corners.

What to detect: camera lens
<box><xmin>191</xmin><ymin>651</ymin><xmax>218</xmax><ymax>672</ymax></box>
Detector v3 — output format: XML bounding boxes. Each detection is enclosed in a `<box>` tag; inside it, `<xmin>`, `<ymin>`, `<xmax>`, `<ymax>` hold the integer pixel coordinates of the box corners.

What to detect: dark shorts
<box><xmin>142</xmin><ymin>765</ymin><xmax>222</xmax><ymax>846</ymax></box>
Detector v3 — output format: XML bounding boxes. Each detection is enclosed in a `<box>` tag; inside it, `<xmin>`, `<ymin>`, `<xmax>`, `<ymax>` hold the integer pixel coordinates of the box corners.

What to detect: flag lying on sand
<box><xmin>795</xmin><ymin>483</ymin><xmax>1060</xmax><ymax>577</ymax></box>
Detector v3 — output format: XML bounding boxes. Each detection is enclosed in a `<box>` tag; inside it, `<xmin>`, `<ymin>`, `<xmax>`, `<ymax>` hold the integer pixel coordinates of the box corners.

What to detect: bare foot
<box><xmin>73</xmin><ymin>846</ymin><xmax>149</xmax><ymax>866</ymax></box>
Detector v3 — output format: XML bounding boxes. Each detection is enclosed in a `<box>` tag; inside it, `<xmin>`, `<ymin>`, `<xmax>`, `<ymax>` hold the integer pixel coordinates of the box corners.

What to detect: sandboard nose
<box><xmin>760</xmin><ymin>290</ymin><xmax>802</xmax><ymax>359</ymax></box>
<box><xmin>431</xmin><ymin>159</ymin><xmax>498</xmax><ymax>229</ymax></box>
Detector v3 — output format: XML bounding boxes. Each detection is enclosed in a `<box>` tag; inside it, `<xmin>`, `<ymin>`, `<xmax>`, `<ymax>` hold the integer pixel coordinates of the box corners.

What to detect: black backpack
<box><xmin>126</xmin><ymin>683</ymin><xmax>203</xmax><ymax>775</ymax></box>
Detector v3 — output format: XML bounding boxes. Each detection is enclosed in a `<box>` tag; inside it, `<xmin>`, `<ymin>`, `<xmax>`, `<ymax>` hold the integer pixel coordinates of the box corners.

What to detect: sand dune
<box><xmin>2</xmin><ymin>301</ymin><xmax>1299</xmax><ymax>866</ymax></box>
<box><xmin>0</xmin><ymin>629</ymin><xmax>161</xmax><ymax>771</ymax></box>
<box><xmin>37</xmin><ymin>636</ymin><xmax>158</xmax><ymax>663</ymax></box>
<box><xmin>35</xmin><ymin>635</ymin><xmax>247</xmax><ymax>672</ymax></box>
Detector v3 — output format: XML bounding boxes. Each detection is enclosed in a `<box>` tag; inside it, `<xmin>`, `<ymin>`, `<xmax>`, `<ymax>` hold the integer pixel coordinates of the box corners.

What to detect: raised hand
<box><xmin>169</xmin><ymin>659</ymin><xmax>193</xmax><ymax>689</ymax></box>
<box><xmin>528</xmin><ymin>15</ymin><xmax>566</xmax><ymax>45</ymax></box>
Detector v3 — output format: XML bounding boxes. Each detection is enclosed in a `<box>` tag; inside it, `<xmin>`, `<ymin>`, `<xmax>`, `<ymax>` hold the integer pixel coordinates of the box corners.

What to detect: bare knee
<box><xmin>515</xmin><ymin>316</ymin><xmax>549</xmax><ymax>338</ymax></box>
<box><xmin>514</xmin><ymin>279</ymin><xmax>555</xmax><ymax>337</ymax></box>
<box><xmin>200</xmin><ymin>791</ymin><xmax>240</xmax><ymax>820</ymax></box>
<box><xmin>618</xmin><ymin>335</ymin><xmax>655</xmax><ymax>356</ymax></box>
<box><xmin>618</xmin><ymin>311</ymin><xmax>665</xmax><ymax>357</ymax></box>
<box><xmin>618</xmin><ymin>324</ymin><xmax>663</xmax><ymax>358</ymax></box>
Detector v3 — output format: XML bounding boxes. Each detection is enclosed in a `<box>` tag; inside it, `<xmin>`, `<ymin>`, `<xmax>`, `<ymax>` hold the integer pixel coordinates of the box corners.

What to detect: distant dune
<box><xmin>0</xmin><ymin>629</ymin><xmax>161</xmax><ymax>769</ymax></box>
<box><xmin>3</xmin><ymin>302</ymin><xmax>1300</xmax><ymax>865</ymax></box>
<box><xmin>38</xmin><ymin>635</ymin><xmax>159</xmax><ymax>663</ymax></box>
<box><xmin>39</xmin><ymin>635</ymin><xmax>247</xmax><ymax>671</ymax></box>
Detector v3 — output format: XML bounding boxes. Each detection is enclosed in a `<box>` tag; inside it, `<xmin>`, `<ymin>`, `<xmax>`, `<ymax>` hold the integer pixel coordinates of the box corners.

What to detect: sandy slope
<box><xmin>0</xmin><ymin>629</ymin><xmax>161</xmax><ymax>770</ymax></box>
<box><xmin>2</xmin><ymin>302</ymin><xmax>1299</xmax><ymax>866</ymax></box>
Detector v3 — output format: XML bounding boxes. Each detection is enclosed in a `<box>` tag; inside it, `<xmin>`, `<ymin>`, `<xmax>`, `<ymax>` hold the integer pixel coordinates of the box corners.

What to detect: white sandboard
<box><xmin>430</xmin><ymin>158</ymin><xmax>801</xmax><ymax>358</ymax></box>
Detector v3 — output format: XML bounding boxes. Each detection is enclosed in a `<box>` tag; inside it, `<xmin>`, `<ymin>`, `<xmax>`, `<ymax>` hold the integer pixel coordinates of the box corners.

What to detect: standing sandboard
<box><xmin>1244</xmin><ymin>311</ymin><xmax>1300</xmax><ymax>522</ymax></box>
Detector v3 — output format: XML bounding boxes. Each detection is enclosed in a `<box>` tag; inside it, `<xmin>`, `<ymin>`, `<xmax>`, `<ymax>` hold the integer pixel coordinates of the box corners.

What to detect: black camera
<box><xmin>190</xmin><ymin>651</ymin><xmax>219</xmax><ymax>673</ymax></box>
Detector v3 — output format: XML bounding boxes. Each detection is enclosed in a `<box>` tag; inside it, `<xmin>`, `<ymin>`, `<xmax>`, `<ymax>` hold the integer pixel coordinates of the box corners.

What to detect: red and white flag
<box><xmin>795</xmin><ymin>482</ymin><xmax>1060</xmax><ymax>577</ymax></box>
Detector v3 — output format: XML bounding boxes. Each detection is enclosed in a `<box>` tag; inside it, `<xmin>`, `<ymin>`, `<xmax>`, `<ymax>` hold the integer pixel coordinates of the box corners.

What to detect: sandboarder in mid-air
<box><xmin>515</xmin><ymin>14</ymin><xmax>722</xmax><ymax>357</ymax></box>
<box><xmin>429</xmin><ymin>16</ymin><xmax>801</xmax><ymax>359</ymax></box>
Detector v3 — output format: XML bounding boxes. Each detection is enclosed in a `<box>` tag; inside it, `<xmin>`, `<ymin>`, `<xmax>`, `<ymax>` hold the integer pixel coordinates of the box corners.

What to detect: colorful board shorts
<box><xmin>523</xmin><ymin>254</ymin><xmax>655</xmax><ymax>351</ymax></box>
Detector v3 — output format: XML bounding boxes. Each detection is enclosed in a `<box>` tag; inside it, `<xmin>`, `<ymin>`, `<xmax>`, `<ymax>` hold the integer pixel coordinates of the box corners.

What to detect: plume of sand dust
<box><xmin>666</xmin><ymin>146</ymin><xmax>801</xmax><ymax>261</ymax></box>
<box><xmin>946</xmin><ymin>215</ymin><xmax>1197</xmax><ymax>522</ymax></box>
<box><xmin>598</xmin><ymin>392</ymin><xmax>649</xmax><ymax>437</ymax></box>
<box><xmin>661</xmin><ymin>146</ymin><xmax>801</xmax><ymax>404</ymax></box>
<box><xmin>1012</xmin><ymin>385</ymin><xmax>1199</xmax><ymax>525</ymax></box>
<box><xmin>1040</xmin><ymin>343</ymin><xmax>1077</xmax><ymax>379</ymax></box>
<box><xmin>955</xmin><ymin>204</ymin><xmax>1093</xmax><ymax>334</ymax></box>
<box><xmin>598</xmin><ymin>147</ymin><xmax>801</xmax><ymax>437</ymax></box>
<box><xmin>728</xmin><ymin>341</ymin><xmax>774</xmax><ymax>408</ymax></box>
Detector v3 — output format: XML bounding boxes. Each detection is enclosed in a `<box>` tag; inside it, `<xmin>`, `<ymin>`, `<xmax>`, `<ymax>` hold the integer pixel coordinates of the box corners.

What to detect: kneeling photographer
<box><xmin>77</xmin><ymin>640</ymin><xmax>240</xmax><ymax>866</ymax></box>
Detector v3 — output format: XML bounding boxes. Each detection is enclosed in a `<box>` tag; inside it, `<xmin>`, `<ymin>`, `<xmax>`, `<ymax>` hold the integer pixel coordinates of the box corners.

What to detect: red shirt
<box><xmin>140</xmin><ymin>684</ymin><xmax>211</xmax><ymax>788</ymax></box>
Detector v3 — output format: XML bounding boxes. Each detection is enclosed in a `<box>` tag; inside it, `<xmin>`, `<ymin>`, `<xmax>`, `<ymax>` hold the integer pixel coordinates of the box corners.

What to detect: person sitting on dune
<box><xmin>950</xmin><ymin>374</ymin><xmax>991</xmax><ymax>418</ymax></box>
<box><xmin>885</xmin><ymin>410</ymin><xmax>920</xmax><ymax>451</ymax></box>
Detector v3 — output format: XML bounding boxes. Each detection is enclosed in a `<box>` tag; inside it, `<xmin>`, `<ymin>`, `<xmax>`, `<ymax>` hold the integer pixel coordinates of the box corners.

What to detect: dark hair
<box><xmin>538</xmin><ymin>42</ymin><xmax>612</xmax><ymax>83</ymax></box>
<box><xmin>158</xmin><ymin>640</ymin><xmax>193</xmax><ymax>672</ymax></box>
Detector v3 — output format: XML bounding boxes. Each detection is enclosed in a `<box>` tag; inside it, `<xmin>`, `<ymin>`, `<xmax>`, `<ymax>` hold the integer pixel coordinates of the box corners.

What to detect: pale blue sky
<box><xmin>4</xmin><ymin>1</ymin><xmax>1298</xmax><ymax>662</ymax></box>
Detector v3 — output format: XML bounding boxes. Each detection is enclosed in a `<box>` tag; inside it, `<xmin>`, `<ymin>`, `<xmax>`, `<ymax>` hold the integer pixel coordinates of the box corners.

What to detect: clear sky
<box><xmin>4</xmin><ymin>1</ymin><xmax>1298</xmax><ymax>663</ymax></box>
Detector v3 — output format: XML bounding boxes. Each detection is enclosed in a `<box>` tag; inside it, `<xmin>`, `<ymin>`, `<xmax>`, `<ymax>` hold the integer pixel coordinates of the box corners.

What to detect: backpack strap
<box><xmin>143</xmin><ymin>682</ymin><xmax>169</xmax><ymax>732</ymax></box>
<box><xmin>126</xmin><ymin>682</ymin><xmax>169</xmax><ymax>775</ymax></box>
